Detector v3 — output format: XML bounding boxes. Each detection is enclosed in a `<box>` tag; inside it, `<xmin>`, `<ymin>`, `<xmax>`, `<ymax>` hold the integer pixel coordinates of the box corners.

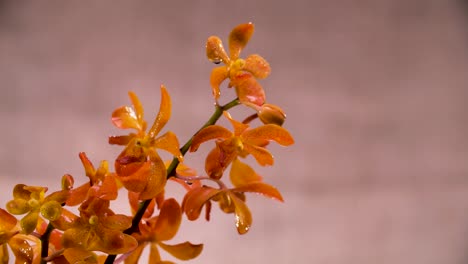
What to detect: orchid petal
<box><xmin>101</xmin><ymin>214</ymin><xmax>132</xmax><ymax>231</ymax></box>
<box><xmin>206</xmin><ymin>36</ymin><xmax>230</xmax><ymax>64</ymax></box>
<box><xmin>20</xmin><ymin>210</ymin><xmax>39</xmax><ymax>234</ymax></box>
<box><xmin>229</xmin><ymin>159</ymin><xmax>262</xmax><ymax>187</ymax></box>
<box><xmin>153</xmin><ymin>198</ymin><xmax>181</xmax><ymax>241</ymax></box>
<box><xmin>243</xmin><ymin>144</ymin><xmax>274</xmax><ymax>166</ymax></box>
<box><xmin>210</xmin><ymin>66</ymin><xmax>229</xmax><ymax>101</ymax></box>
<box><xmin>97</xmin><ymin>174</ymin><xmax>118</xmax><ymax>200</ymax></box>
<box><xmin>8</xmin><ymin>236</ymin><xmax>35</xmax><ymax>263</ymax></box>
<box><xmin>109</xmin><ymin>134</ymin><xmax>135</xmax><ymax>145</ymax></box>
<box><xmin>242</xmin><ymin>124</ymin><xmax>294</xmax><ymax>146</ymax></box>
<box><xmin>190</xmin><ymin>125</ymin><xmax>232</xmax><ymax>152</ymax></box>
<box><xmin>63</xmin><ymin>247</ymin><xmax>98</xmax><ymax>264</ymax></box>
<box><xmin>124</xmin><ymin>243</ymin><xmax>146</xmax><ymax>264</ymax></box>
<box><xmin>158</xmin><ymin>241</ymin><xmax>203</xmax><ymax>261</ymax></box>
<box><xmin>0</xmin><ymin>244</ymin><xmax>9</xmax><ymax>264</ymax></box>
<box><xmin>129</xmin><ymin>91</ymin><xmax>144</xmax><ymax>125</ymax></box>
<box><xmin>229</xmin><ymin>193</ymin><xmax>252</xmax><ymax>234</ymax></box>
<box><xmin>229</xmin><ymin>23</ymin><xmax>254</xmax><ymax>61</ymax></box>
<box><xmin>138</xmin><ymin>157</ymin><xmax>167</xmax><ymax>200</ymax></box>
<box><xmin>66</xmin><ymin>183</ymin><xmax>90</xmax><ymax>206</ymax></box>
<box><xmin>223</xmin><ymin>111</ymin><xmax>249</xmax><ymax>136</ymax></box>
<box><xmin>79</xmin><ymin>152</ymin><xmax>96</xmax><ymax>180</ymax></box>
<box><xmin>232</xmin><ymin>182</ymin><xmax>284</xmax><ymax>202</ymax></box>
<box><xmin>12</xmin><ymin>184</ymin><xmax>31</xmax><ymax>200</ymax></box>
<box><xmin>148</xmin><ymin>86</ymin><xmax>171</xmax><ymax>139</ymax></box>
<box><xmin>118</xmin><ymin>161</ymin><xmax>152</xmax><ymax>193</ymax></box>
<box><xmin>149</xmin><ymin>243</ymin><xmax>162</xmax><ymax>263</ymax></box>
<box><xmin>111</xmin><ymin>106</ymin><xmax>142</xmax><ymax>131</ymax></box>
<box><xmin>182</xmin><ymin>186</ymin><xmax>222</xmax><ymax>221</ymax></box>
<box><xmin>152</xmin><ymin>131</ymin><xmax>183</xmax><ymax>161</ymax></box>
<box><xmin>231</xmin><ymin>72</ymin><xmax>266</xmax><ymax>106</ymax></box>
<box><xmin>244</xmin><ymin>54</ymin><xmax>271</xmax><ymax>79</ymax></box>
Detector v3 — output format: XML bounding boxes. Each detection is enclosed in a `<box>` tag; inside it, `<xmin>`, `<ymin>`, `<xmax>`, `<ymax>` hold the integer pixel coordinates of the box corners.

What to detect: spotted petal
<box><xmin>206</xmin><ymin>36</ymin><xmax>230</xmax><ymax>64</ymax></box>
<box><xmin>229</xmin><ymin>193</ymin><xmax>252</xmax><ymax>234</ymax></box>
<box><xmin>230</xmin><ymin>72</ymin><xmax>266</xmax><ymax>106</ymax></box>
<box><xmin>229</xmin><ymin>23</ymin><xmax>254</xmax><ymax>61</ymax></box>
<box><xmin>242</xmin><ymin>124</ymin><xmax>294</xmax><ymax>146</ymax></box>
<box><xmin>244</xmin><ymin>54</ymin><xmax>271</xmax><ymax>79</ymax></box>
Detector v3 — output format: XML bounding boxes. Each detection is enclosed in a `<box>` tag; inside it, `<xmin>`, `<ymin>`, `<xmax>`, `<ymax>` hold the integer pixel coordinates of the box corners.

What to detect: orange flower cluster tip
<box><xmin>0</xmin><ymin>23</ymin><xmax>294</xmax><ymax>263</ymax></box>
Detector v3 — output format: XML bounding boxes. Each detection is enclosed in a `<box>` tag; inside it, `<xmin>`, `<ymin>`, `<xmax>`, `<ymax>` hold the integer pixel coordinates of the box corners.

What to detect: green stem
<box><xmin>104</xmin><ymin>98</ymin><xmax>240</xmax><ymax>264</ymax></box>
<box><xmin>40</xmin><ymin>223</ymin><xmax>54</xmax><ymax>264</ymax></box>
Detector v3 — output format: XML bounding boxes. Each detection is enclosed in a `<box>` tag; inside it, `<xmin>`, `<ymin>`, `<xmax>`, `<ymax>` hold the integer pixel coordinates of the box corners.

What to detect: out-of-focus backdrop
<box><xmin>1</xmin><ymin>1</ymin><xmax>468</xmax><ymax>263</ymax></box>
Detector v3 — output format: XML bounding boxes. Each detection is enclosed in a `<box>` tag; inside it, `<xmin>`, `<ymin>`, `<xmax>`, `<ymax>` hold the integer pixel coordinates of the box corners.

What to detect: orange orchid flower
<box><xmin>66</xmin><ymin>152</ymin><xmax>119</xmax><ymax>206</ymax></box>
<box><xmin>125</xmin><ymin>198</ymin><xmax>203</xmax><ymax>264</ymax></box>
<box><xmin>0</xmin><ymin>208</ymin><xmax>42</xmax><ymax>264</ymax></box>
<box><xmin>190</xmin><ymin>112</ymin><xmax>294</xmax><ymax>179</ymax></box>
<box><xmin>109</xmin><ymin>86</ymin><xmax>183</xmax><ymax>200</ymax></box>
<box><xmin>206</xmin><ymin>23</ymin><xmax>271</xmax><ymax>106</ymax></box>
<box><xmin>182</xmin><ymin>182</ymin><xmax>283</xmax><ymax>234</ymax></box>
<box><xmin>61</xmin><ymin>196</ymin><xmax>137</xmax><ymax>256</ymax></box>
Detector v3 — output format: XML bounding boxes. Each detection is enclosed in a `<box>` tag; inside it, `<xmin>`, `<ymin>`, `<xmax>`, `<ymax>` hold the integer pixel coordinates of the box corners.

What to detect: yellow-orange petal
<box><xmin>158</xmin><ymin>241</ymin><xmax>203</xmax><ymax>261</ymax></box>
<box><xmin>190</xmin><ymin>125</ymin><xmax>232</xmax><ymax>152</ymax></box>
<box><xmin>0</xmin><ymin>243</ymin><xmax>9</xmax><ymax>263</ymax></box>
<box><xmin>79</xmin><ymin>152</ymin><xmax>96</xmax><ymax>180</ymax></box>
<box><xmin>128</xmin><ymin>91</ymin><xmax>144</xmax><ymax>124</ymax></box>
<box><xmin>108</xmin><ymin>134</ymin><xmax>135</xmax><ymax>145</ymax></box>
<box><xmin>182</xmin><ymin>186</ymin><xmax>222</xmax><ymax>221</ymax></box>
<box><xmin>124</xmin><ymin>243</ymin><xmax>146</xmax><ymax>264</ymax></box>
<box><xmin>101</xmin><ymin>214</ymin><xmax>132</xmax><ymax>231</ymax></box>
<box><xmin>244</xmin><ymin>54</ymin><xmax>271</xmax><ymax>79</ymax></box>
<box><xmin>153</xmin><ymin>198</ymin><xmax>181</xmax><ymax>241</ymax></box>
<box><xmin>90</xmin><ymin>229</ymin><xmax>138</xmax><ymax>254</ymax></box>
<box><xmin>229</xmin><ymin>159</ymin><xmax>262</xmax><ymax>187</ymax></box>
<box><xmin>0</xmin><ymin>208</ymin><xmax>17</xmax><ymax>231</ymax></box>
<box><xmin>12</xmin><ymin>184</ymin><xmax>31</xmax><ymax>200</ymax></box>
<box><xmin>118</xmin><ymin>161</ymin><xmax>152</xmax><ymax>193</ymax></box>
<box><xmin>63</xmin><ymin>247</ymin><xmax>98</xmax><ymax>264</ymax></box>
<box><xmin>152</xmin><ymin>131</ymin><xmax>183</xmax><ymax>162</ymax></box>
<box><xmin>232</xmin><ymin>182</ymin><xmax>284</xmax><ymax>202</ymax></box>
<box><xmin>8</xmin><ymin>235</ymin><xmax>35</xmax><ymax>263</ymax></box>
<box><xmin>242</xmin><ymin>144</ymin><xmax>274</xmax><ymax>166</ymax></box>
<box><xmin>206</xmin><ymin>36</ymin><xmax>230</xmax><ymax>64</ymax></box>
<box><xmin>20</xmin><ymin>211</ymin><xmax>39</xmax><ymax>234</ymax></box>
<box><xmin>95</xmin><ymin>174</ymin><xmax>118</xmax><ymax>200</ymax></box>
<box><xmin>149</xmin><ymin>243</ymin><xmax>163</xmax><ymax>263</ymax></box>
<box><xmin>229</xmin><ymin>192</ymin><xmax>252</xmax><ymax>234</ymax></box>
<box><xmin>111</xmin><ymin>106</ymin><xmax>142</xmax><ymax>131</ymax></box>
<box><xmin>242</xmin><ymin>124</ymin><xmax>294</xmax><ymax>146</ymax></box>
<box><xmin>66</xmin><ymin>183</ymin><xmax>90</xmax><ymax>206</ymax></box>
<box><xmin>148</xmin><ymin>85</ymin><xmax>171</xmax><ymax>139</ymax></box>
<box><xmin>138</xmin><ymin>157</ymin><xmax>167</xmax><ymax>200</ymax></box>
<box><xmin>210</xmin><ymin>66</ymin><xmax>229</xmax><ymax>101</ymax></box>
<box><xmin>228</xmin><ymin>23</ymin><xmax>254</xmax><ymax>61</ymax></box>
<box><xmin>223</xmin><ymin>111</ymin><xmax>249</xmax><ymax>136</ymax></box>
<box><xmin>231</xmin><ymin>72</ymin><xmax>266</xmax><ymax>106</ymax></box>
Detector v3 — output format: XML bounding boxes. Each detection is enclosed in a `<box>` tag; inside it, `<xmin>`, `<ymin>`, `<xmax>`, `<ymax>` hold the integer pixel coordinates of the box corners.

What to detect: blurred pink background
<box><xmin>1</xmin><ymin>1</ymin><xmax>468</xmax><ymax>263</ymax></box>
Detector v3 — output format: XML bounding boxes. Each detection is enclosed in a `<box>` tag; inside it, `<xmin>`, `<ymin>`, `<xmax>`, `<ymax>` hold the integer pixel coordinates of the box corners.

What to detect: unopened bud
<box><xmin>61</xmin><ymin>174</ymin><xmax>74</xmax><ymax>190</ymax></box>
<box><xmin>258</xmin><ymin>104</ymin><xmax>286</xmax><ymax>126</ymax></box>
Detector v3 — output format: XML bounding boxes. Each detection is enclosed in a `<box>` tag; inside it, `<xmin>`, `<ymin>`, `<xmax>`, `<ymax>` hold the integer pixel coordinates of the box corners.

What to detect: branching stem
<box><xmin>104</xmin><ymin>98</ymin><xmax>240</xmax><ymax>264</ymax></box>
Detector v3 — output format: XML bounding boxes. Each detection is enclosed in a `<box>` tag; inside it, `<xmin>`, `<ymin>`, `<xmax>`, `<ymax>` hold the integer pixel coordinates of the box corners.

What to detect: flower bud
<box><xmin>61</xmin><ymin>174</ymin><xmax>74</xmax><ymax>190</ymax></box>
<box><xmin>257</xmin><ymin>104</ymin><xmax>286</xmax><ymax>126</ymax></box>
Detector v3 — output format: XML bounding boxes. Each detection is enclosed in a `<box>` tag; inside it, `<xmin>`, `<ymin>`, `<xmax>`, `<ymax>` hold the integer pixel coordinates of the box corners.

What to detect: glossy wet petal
<box><xmin>148</xmin><ymin>86</ymin><xmax>171</xmax><ymax>139</ymax></box>
<box><xmin>128</xmin><ymin>91</ymin><xmax>144</xmax><ymax>125</ymax></box>
<box><xmin>158</xmin><ymin>241</ymin><xmax>203</xmax><ymax>261</ymax></box>
<box><xmin>63</xmin><ymin>247</ymin><xmax>98</xmax><ymax>264</ymax></box>
<box><xmin>210</xmin><ymin>66</ymin><xmax>229</xmax><ymax>101</ymax></box>
<box><xmin>152</xmin><ymin>131</ymin><xmax>183</xmax><ymax>161</ymax></box>
<box><xmin>229</xmin><ymin>193</ymin><xmax>252</xmax><ymax>234</ymax></box>
<box><xmin>111</xmin><ymin>106</ymin><xmax>142</xmax><ymax>131</ymax></box>
<box><xmin>244</xmin><ymin>54</ymin><xmax>271</xmax><ymax>79</ymax></box>
<box><xmin>12</xmin><ymin>184</ymin><xmax>31</xmax><ymax>200</ymax></box>
<box><xmin>8</xmin><ymin>235</ymin><xmax>35</xmax><ymax>264</ymax></box>
<box><xmin>242</xmin><ymin>124</ymin><xmax>294</xmax><ymax>146</ymax></box>
<box><xmin>101</xmin><ymin>214</ymin><xmax>132</xmax><ymax>230</ymax></box>
<box><xmin>109</xmin><ymin>134</ymin><xmax>135</xmax><ymax>145</ymax></box>
<box><xmin>190</xmin><ymin>125</ymin><xmax>232</xmax><ymax>152</ymax></box>
<box><xmin>228</xmin><ymin>23</ymin><xmax>254</xmax><ymax>61</ymax></box>
<box><xmin>231</xmin><ymin>72</ymin><xmax>266</xmax><ymax>106</ymax></box>
<box><xmin>96</xmin><ymin>174</ymin><xmax>118</xmax><ymax>200</ymax></box>
<box><xmin>138</xmin><ymin>157</ymin><xmax>167</xmax><ymax>200</ymax></box>
<box><xmin>6</xmin><ymin>198</ymin><xmax>30</xmax><ymax>215</ymax></box>
<box><xmin>183</xmin><ymin>186</ymin><xmax>222</xmax><ymax>221</ymax></box>
<box><xmin>206</xmin><ymin>36</ymin><xmax>230</xmax><ymax>64</ymax></box>
<box><xmin>20</xmin><ymin>211</ymin><xmax>39</xmax><ymax>234</ymax></box>
<box><xmin>0</xmin><ymin>208</ymin><xmax>17</xmax><ymax>231</ymax></box>
<box><xmin>40</xmin><ymin>200</ymin><xmax>62</xmax><ymax>221</ymax></box>
<box><xmin>229</xmin><ymin>159</ymin><xmax>262</xmax><ymax>187</ymax></box>
<box><xmin>66</xmin><ymin>183</ymin><xmax>90</xmax><ymax>206</ymax></box>
<box><xmin>89</xmin><ymin>229</ymin><xmax>138</xmax><ymax>254</ymax></box>
<box><xmin>232</xmin><ymin>182</ymin><xmax>284</xmax><ymax>202</ymax></box>
<box><xmin>153</xmin><ymin>198</ymin><xmax>181</xmax><ymax>241</ymax></box>
<box><xmin>118</xmin><ymin>161</ymin><xmax>152</xmax><ymax>193</ymax></box>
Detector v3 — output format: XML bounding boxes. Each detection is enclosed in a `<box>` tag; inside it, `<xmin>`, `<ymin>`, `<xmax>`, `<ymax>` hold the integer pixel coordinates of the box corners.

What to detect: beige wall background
<box><xmin>1</xmin><ymin>1</ymin><xmax>468</xmax><ymax>263</ymax></box>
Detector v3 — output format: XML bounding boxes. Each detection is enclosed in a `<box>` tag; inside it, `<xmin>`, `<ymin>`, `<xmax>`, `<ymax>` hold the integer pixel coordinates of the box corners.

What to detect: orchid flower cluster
<box><xmin>0</xmin><ymin>23</ymin><xmax>294</xmax><ymax>264</ymax></box>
